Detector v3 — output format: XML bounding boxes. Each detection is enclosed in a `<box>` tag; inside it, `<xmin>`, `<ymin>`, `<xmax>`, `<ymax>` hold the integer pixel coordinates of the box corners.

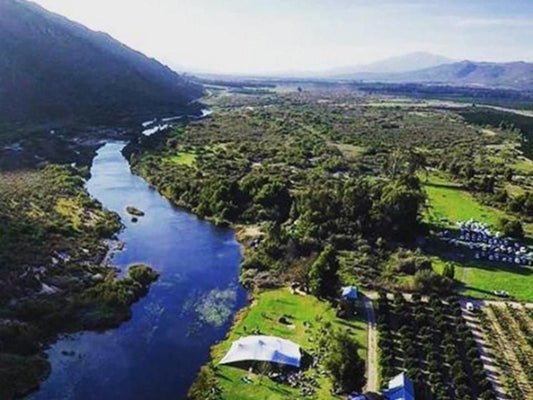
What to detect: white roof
<box><xmin>219</xmin><ymin>335</ymin><xmax>301</xmax><ymax>367</ymax></box>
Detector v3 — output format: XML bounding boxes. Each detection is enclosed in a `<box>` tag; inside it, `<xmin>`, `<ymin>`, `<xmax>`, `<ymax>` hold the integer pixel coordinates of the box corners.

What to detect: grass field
<box><xmin>432</xmin><ymin>257</ymin><xmax>533</xmax><ymax>302</ymax></box>
<box><xmin>422</xmin><ymin>172</ymin><xmax>505</xmax><ymax>227</ymax></box>
<box><xmin>331</xmin><ymin>143</ymin><xmax>367</xmax><ymax>160</ymax></box>
<box><xmin>201</xmin><ymin>288</ymin><xmax>368</xmax><ymax>400</ymax></box>
<box><xmin>165</xmin><ymin>152</ymin><xmax>196</xmax><ymax>166</ymax></box>
<box><xmin>423</xmin><ymin>172</ymin><xmax>533</xmax><ymax>302</ymax></box>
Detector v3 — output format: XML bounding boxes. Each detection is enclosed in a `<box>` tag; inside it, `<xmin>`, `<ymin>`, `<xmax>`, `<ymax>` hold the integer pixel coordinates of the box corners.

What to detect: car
<box><xmin>493</xmin><ymin>290</ymin><xmax>510</xmax><ymax>298</ymax></box>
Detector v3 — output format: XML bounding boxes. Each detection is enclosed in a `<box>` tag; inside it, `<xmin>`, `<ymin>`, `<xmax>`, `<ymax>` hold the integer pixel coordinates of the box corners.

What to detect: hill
<box><xmin>324</xmin><ymin>52</ymin><xmax>453</xmax><ymax>76</ymax></box>
<box><xmin>0</xmin><ymin>0</ymin><xmax>203</xmax><ymax>126</ymax></box>
<box><xmin>394</xmin><ymin>60</ymin><xmax>533</xmax><ymax>89</ymax></box>
<box><xmin>333</xmin><ymin>60</ymin><xmax>533</xmax><ymax>91</ymax></box>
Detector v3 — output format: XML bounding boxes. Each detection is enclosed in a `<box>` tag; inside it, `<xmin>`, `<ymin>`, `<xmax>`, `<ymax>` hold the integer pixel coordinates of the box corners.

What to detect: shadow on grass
<box><xmin>423</xmin><ymin>181</ymin><xmax>464</xmax><ymax>190</ymax></box>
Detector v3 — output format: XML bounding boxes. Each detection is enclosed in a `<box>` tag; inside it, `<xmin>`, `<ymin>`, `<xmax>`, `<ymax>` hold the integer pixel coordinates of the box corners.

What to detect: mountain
<box><xmin>324</xmin><ymin>52</ymin><xmax>453</xmax><ymax>76</ymax></box>
<box><xmin>389</xmin><ymin>61</ymin><xmax>533</xmax><ymax>90</ymax></box>
<box><xmin>328</xmin><ymin>59</ymin><xmax>533</xmax><ymax>91</ymax></box>
<box><xmin>0</xmin><ymin>0</ymin><xmax>204</xmax><ymax>126</ymax></box>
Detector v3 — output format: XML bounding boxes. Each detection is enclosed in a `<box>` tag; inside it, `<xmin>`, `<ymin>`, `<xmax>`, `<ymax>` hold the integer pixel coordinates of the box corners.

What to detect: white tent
<box><xmin>219</xmin><ymin>335</ymin><xmax>301</xmax><ymax>368</ymax></box>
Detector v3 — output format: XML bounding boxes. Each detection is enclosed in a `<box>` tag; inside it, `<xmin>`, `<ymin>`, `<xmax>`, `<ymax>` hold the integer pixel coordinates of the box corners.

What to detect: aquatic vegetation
<box><xmin>195</xmin><ymin>288</ymin><xmax>238</xmax><ymax>328</ymax></box>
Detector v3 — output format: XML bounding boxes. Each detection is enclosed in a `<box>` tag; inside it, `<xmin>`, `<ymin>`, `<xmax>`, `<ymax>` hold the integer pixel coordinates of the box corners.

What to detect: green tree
<box><xmin>323</xmin><ymin>330</ymin><xmax>366</xmax><ymax>393</ymax></box>
<box><xmin>498</xmin><ymin>217</ymin><xmax>524</xmax><ymax>239</ymax></box>
<box><xmin>308</xmin><ymin>244</ymin><xmax>339</xmax><ymax>298</ymax></box>
<box><xmin>442</xmin><ymin>262</ymin><xmax>455</xmax><ymax>280</ymax></box>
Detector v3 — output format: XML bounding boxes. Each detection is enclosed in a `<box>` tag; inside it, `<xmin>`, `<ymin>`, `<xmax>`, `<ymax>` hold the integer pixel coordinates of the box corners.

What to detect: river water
<box><xmin>28</xmin><ymin>142</ymin><xmax>246</xmax><ymax>400</ymax></box>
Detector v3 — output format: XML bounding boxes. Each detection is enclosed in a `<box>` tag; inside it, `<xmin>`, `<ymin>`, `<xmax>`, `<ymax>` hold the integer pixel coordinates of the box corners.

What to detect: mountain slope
<box><xmin>392</xmin><ymin>61</ymin><xmax>533</xmax><ymax>89</ymax></box>
<box><xmin>325</xmin><ymin>52</ymin><xmax>453</xmax><ymax>76</ymax></box>
<box><xmin>333</xmin><ymin>60</ymin><xmax>533</xmax><ymax>91</ymax></box>
<box><xmin>0</xmin><ymin>0</ymin><xmax>203</xmax><ymax>125</ymax></box>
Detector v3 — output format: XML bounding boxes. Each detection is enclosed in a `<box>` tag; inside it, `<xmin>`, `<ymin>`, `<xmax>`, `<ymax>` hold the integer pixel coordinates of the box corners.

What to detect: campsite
<box><xmin>189</xmin><ymin>288</ymin><xmax>368</xmax><ymax>400</ymax></box>
<box><xmin>131</xmin><ymin>87</ymin><xmax>533</xmax><ymax>400</ymax></box>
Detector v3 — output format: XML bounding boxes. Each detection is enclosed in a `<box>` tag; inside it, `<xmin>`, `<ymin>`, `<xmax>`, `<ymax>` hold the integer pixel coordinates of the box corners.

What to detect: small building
<box><xmin>383</xmin><ymin>373</ymin><xmax>415</xmax><ymax>400</ymax></box>
<box><xmin>341</xmin><ymin>286</ymin><xmax>358</xmax><ymax>301</ymax></box>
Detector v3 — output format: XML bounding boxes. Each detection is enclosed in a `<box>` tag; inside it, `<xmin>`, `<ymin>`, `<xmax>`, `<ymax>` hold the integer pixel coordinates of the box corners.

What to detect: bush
<box><xmin>323</xmin><ymin>330</ymin><xmax>365</xmax><ymax>393</ymax></box>
<box><xmin>413</xmin><ymin>270</ymin><xmax>453</xmax><ymax>294</ymax></box>
<box><xmin>127</xmin><ymin>264</ymin><xmax>159</xmax><ymax>286</ymax></box>
<box><xmin>497</xmin><ymin>217</ymin><xmax>524</xmax><ymax>240</ymax></box>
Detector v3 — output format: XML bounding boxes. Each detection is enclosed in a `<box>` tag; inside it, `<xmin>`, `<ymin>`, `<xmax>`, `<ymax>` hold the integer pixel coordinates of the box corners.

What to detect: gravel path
<box><xmin>363</xmin><ymin>295</ymin><xmax>378</xmax><ymax>393</ymax></box>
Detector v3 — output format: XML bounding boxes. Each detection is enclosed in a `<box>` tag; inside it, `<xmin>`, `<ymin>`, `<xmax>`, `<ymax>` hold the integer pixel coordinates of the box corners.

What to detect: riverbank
<box><xmin>188</xmin><ymin>288</ymin><xmax>368</xmax><ymax>400</ymax></box>
<box><xmin>0</xmin><ymin>163</ymin><xmax>159</xmax><ymax>399</ymax></box>
<box><xmin>26</xmin><ymin>141</ymin><xmax>245</xmax><ymax>400</ymax></box>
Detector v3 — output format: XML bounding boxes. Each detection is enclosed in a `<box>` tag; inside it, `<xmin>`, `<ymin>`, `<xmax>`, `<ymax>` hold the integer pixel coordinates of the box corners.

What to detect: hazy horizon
<box><xmin>32</xmin><ymin>0</ymin><xmax>533</xmax><ymax>75</ymax></box>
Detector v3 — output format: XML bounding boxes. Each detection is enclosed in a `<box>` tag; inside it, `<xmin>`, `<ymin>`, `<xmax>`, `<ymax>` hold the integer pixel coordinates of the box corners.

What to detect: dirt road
<box><xmin>363</xmin><ymin>295</ymin><xmax>378</xmax><ymax>392</ymax></box>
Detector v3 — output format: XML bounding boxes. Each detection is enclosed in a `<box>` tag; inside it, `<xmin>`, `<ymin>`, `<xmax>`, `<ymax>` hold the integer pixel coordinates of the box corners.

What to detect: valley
<box><xmin>126</xmin><ymin>85</ymin><xmax>533</xmax><ymax>399</ymax></box>
<box><xmin>0</xmin><ymin>1</ymin><xmax>532</xmax><ymax>398</ymax></box>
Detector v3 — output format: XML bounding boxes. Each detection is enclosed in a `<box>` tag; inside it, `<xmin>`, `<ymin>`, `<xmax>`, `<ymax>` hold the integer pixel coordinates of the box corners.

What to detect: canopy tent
<box><xmin>341</xmin><ymin>286</ymin><xmax>358</xmax><ymax>300</ymax></box>
<box><xmin>219</xmin><ymin>335</ymin><xmax>302</xmax><ymax>368</ymax></box>
<box><xmin>383</xmin><ymin>373</ymin><xmax>415</xmax><ymax>400</ymax></box>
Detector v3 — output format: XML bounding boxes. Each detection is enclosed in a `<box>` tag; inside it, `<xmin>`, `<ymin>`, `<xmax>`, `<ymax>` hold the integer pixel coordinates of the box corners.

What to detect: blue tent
<box><xmin>383</xmin><ymin>373</ymin><xmax>415</xmax><ymax>400</ymax></box>
<box><xmin>341</xmin><ymin>286</ymin><xmax>358</xmax><ymax>300</ymax></box>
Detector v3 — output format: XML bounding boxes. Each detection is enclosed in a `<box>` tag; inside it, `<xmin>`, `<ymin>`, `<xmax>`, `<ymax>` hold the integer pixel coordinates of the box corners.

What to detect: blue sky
<box><xmin>33</xmin><ymin>0</ymin><xmax>533</xmax><ymax>74</ymax></box>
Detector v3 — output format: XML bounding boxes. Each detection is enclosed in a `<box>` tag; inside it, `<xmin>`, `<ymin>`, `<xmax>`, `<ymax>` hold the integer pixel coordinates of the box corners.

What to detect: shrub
<box><xmin>323</xmin><ymin>330</ymin><xmax>365</xmax><ymax>393</ymax></box>
<box><xmin>497</xmin><ymin>217</ymin><xmax>524</xmax><ymax>240</ymax></box>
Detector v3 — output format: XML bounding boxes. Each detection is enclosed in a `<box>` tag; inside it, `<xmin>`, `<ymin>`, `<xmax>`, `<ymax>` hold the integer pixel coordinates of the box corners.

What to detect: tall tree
<box><xmin>308</xmin><ymin>244</ymin><xmax>339</xmax><ymax>298</ymax></box>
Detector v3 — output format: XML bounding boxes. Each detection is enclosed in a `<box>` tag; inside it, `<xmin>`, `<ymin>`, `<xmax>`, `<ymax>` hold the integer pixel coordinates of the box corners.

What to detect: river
<box><xmin>28</xmin><ymin>141</ymin><xmax>246</xmax><ymax>400</ymax></box>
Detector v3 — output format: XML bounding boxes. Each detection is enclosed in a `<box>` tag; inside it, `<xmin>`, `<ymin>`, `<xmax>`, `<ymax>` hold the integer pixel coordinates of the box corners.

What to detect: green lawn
<box><xmin>201</xmin><ymin>288</ymin><xmax>368</xmax><ymax>400</ymax></box>
<box><xmin>432</xmin><ymin>257</ymin><xmax>533</xmax><ymax>302</ymax></box>
<box><xmin>165</xmin><ymin>152</ymin><xmax>196</xmax><ymax>166</ymax></box>
<box><xmin>422</xmin><ymin>172</ymin><xmax>504</xmax><ymax>227</ymax></box>
<box><xmin>423</xmin><ymin>172</ymin><xmax>533</xmax><ymax>302</ymax></box>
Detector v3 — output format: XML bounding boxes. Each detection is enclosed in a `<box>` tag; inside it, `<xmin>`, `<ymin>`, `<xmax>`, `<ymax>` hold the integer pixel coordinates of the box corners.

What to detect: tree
<box><xmin>373</xmin><ymin>179</ymin><xmax>425</xmax><ymax>240</ymax></box>
<box><xmin>406</xmin><ymin>149</ymin><xmax>428</xmax><ymax>179</ymax></box>
<box><xmin>442</xmin><ymin>262</ymin><xmax>455</xmax><ymax>280</ymax></box>
<box><xmin>498</xmin><ymin>217</ymin><xmax>524</xmax><ymax>240</ymax></box>
<box><xmin>308</xmin><ymin>245</ymin><xmax>339</xmax><ymax>298</ymax></box>
<box><xmin>254</xmin><ymin>180</ymin><xmax>292</xmax><ymax>222</ymax></box>
<box><xmin>323</xmin><ymin>330</ymin><xmax>365</xmax><ymax>393</ymax></box>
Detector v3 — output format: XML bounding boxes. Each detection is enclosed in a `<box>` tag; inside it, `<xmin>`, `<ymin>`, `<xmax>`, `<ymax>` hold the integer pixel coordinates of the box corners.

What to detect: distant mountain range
<box><xmin>328</xmin><ymin>58</ymin><xmax>533</xmax><ymax>91</ymax></box>
<box><xmin>201</xmin><ymin>52</ymin><xmax>533</xmax><ymax>92</ymax></box>
<box><xmin>0</xmin><ymin>0</ymin><xmax>204</xmax><ymax>126</ymax></box>
<box><xmin>321</xmin><ymin>52</ymin><xmax>454</xmax><ymax>76</ymax></box>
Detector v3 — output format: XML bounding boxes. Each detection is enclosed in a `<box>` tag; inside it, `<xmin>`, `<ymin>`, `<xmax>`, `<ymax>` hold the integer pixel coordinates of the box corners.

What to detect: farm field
<box><xmin>377</xmin><ymin>293</ymin><xmax>496</xmax><ymax>400</ymax></box>
<box><xmin>476</xmin><ymin>304</ymin><xmax>533</xmax><ymax>399</ymax></box>
<box><xmin>189</xmin><ymin>288</ymin><xmax>368</xmax><ymax>400</ymax></box>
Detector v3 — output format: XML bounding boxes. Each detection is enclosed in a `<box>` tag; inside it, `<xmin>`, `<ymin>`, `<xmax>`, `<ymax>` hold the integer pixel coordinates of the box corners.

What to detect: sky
<box><xmin>32</xmin><ymin>0</ymin><xmax>533</xmax><ymax>75</ymax></box>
